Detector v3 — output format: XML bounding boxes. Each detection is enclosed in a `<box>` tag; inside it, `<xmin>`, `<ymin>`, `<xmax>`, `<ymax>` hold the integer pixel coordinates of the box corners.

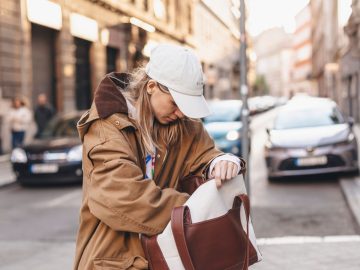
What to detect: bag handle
<box><xmin>234</xmin><ymin>194</ymin><xmax>251</xmax><ymax>270</ymax></box>
<box><xmin>172</xmin><ymin>194</ymin><xmax>251</xmax><ymax>270</ymax></box>
<box><xmin>171</xmin><ymin>206</ymin><xmax>196</xmax><ymax>270</ymax></box>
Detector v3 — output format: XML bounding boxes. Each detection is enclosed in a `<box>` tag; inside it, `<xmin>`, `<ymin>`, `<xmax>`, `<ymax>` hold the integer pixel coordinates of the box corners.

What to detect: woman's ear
<box><xmin>147</xmin><ymin>80</ymin><xmax>157</xmax><ymax>95</ymax></box>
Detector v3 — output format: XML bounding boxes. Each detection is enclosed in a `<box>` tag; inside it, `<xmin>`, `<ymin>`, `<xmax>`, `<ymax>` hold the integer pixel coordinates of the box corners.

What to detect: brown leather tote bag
<box><xmin>141</xmin><ymin>193</ymin><xmax>259</xmax><ymax>270</ymax></box>
<box><xmin>170</xmin><ymin>194</ymin><xmax>258</xmax><ymax>270</ymax></box>
<box><xmin>141</xmin><ymin>174</ymin><xmax>261</xmax><ymax>270</ymax></box>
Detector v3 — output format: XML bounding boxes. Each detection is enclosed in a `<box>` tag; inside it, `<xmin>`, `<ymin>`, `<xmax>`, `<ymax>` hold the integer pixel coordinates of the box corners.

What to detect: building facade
<box><xmin>311</xmin><ymin>0</ymin><xmax>339</xmax><ymax>99</ymax></box>
<box><xmin>194</xmin><ymin>0</ymin><xmax>241</xmax><ymax>100</ymax></box>
<box><xmin>0</xmin><ymin>0</ymin><xmax>195</xmax><ymax>112</ymax></box>
<box><xmin>310</xmin><ymin>0</ymin><xmax>355</xmax><ymax>116</ymax></box>
<box><xmin>340</xmin><ymin>0</ymin><xmax>360</xmax><ymax>121</ymax></box>
<box><xmin>0</xmin><ymin>0</ymin><xmax>194</xmax><ymax>152</ymax></box>
<box><xmin>253</xmin><ymin>27</ymin><xmax>293</xmax><ymax>97</ymax></box>
<box><xmin>291</xmin><ymin>3</ymin><xmax>317</xmax><ymax>96</ymax></box>
<box><xmin>0</xmin><ymin>0</ymin><xmax>241</xmax><ymax>152</ymax></box>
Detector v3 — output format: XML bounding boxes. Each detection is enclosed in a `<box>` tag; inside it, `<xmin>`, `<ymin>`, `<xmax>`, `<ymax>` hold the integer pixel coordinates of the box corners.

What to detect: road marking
<box><xmin>33</xmin><ymin>190</ymin><xmax>82</xmax><ymax>208</ymax></box>
<box><xmin>257</xmin><ymin>235</ymin><xmax>360</xmax><ymax>246</ymax></box>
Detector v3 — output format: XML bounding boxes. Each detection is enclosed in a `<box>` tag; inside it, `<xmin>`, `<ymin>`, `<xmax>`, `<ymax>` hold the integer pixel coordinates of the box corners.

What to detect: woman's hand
<box><xmin>210</xmin><ymin>160</ymin><xmax>238</xmax><ymax>187</ymax></box>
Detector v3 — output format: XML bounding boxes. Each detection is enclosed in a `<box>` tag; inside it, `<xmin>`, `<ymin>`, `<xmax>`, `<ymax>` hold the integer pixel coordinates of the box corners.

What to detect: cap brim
<box><xmin>169</xmin><ymin>89</ymin><xmax>211</xmax><ymax>118</ymax></box>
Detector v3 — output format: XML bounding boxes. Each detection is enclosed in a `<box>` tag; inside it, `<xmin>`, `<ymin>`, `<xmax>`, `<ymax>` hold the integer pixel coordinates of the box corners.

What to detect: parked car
<box><xmin>203</xmin><ymin>100</ymin><xmax>250</xmax><ymax>157</ymax></box>
<box><xmin>265</xmin><ymin>97</ymin><xmax>358</xmax><ymax>180</ymax></box>
<box><xmin>11</xmin><ymin>111</ymin><xmax>84</xmax><ymax>185</ymax></box>
<box><xmin>248</xmin><ymin>95</ymin><xmax>279</xmax><ymax>115</ymax></box>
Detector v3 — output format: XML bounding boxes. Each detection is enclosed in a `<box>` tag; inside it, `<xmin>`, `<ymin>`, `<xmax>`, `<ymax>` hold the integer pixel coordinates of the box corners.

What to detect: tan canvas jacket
<box><xmin>73</xmin><ymin>73</ymin><xmax>224</xmax><ymax>269</ymax></box>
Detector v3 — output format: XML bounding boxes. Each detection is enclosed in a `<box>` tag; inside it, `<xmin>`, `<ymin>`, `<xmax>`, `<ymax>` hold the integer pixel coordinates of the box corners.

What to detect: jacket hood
<box><xmin>95</xmin><ymin>72</ymin><xmax>130</xmax><ymax>119</ymax></box>
<box><xmin>77</xmin><ymin>72</ymin><xmax>133</xmax><ymax>141</ymax></box>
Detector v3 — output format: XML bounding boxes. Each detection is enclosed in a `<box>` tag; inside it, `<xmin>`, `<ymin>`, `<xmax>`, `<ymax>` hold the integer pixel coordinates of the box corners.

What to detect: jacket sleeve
<box><xmin>185</xmin><ymin>121</ymin><xmax>224</xmax><ymax>177</ymax></box>
<box><xmin>86</xmin><ymin>121</ymin><xmax>189</xmax><ymax>236</ymax></box>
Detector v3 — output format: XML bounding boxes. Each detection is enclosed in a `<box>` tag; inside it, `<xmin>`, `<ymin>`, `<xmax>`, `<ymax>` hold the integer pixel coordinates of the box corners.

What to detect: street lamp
<box><xmin>239</xmin><ymin>0</ymin><xmax>250</xmax><ymax>195</ymax></box>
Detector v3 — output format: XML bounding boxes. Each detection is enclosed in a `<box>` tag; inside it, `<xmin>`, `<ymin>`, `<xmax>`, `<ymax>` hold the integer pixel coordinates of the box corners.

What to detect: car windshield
<box><xmin>40</xmin><ymin>115</ymin><xmax>80</xmax><ymax>138</ymax></box>
<box><xmin>203</xmin><ymin>101</ymin><xmax>242</xmax><ymax>123</ymax></box>
<box><xmin>274</xmin><ymin>106</ymin><xmax>345</xmax><ymax>129</ymax></box>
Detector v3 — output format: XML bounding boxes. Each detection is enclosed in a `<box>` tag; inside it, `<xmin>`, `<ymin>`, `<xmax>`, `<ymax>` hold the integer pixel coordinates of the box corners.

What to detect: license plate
<box><xmin>31</xmin><ymin>164</ymin><xmax>59</xmax><ymax>173</ymax></box>
<box><xmin>296</xmin><ymin>156</ymin><xmax>328</xmax><ymax>166</ymax></box>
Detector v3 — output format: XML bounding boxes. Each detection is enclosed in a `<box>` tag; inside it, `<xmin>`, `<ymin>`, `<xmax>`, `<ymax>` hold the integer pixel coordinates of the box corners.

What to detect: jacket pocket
<box><xmin>93</xmin><ymin>256</ymin><xmax>148</xmax><ymax>270</ymax></box>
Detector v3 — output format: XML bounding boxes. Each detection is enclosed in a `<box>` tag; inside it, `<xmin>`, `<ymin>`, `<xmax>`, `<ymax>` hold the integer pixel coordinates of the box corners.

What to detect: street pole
<box><xmin>239</xmin><ymin>0</ymin><xmax>250</xmax><ymax>195</ymax></box>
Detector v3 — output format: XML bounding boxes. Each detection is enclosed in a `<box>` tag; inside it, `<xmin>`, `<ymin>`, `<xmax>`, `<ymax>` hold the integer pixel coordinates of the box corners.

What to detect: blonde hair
<box><xmin>12</xmin><ymin>95</ymin><xmax>29</xmax><ymax>108</ymax></box>
<box><xmin>124</xmin><ymin>67</ymin><xmax>194</xmax><ymax>155</ymax></box>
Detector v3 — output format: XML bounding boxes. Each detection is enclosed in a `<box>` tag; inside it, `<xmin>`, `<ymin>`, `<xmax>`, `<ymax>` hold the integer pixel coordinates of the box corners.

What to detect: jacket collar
<box><xmin>94</xmin><ymin>72</ymin><xmax>130</xmax><ymax>119</ymax></box>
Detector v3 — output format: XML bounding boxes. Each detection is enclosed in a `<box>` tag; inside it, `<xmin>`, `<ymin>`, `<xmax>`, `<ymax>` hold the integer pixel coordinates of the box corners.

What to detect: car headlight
<box><xmin>335</xmin><ymin>133</ymin><xmax>356</xmax><ymax>146</ymax></box>
<box><xmin>348</xmin><ymin>133</ymin><xmax>355</xmax><ymax>142</ymax></box>
<box><xmin>226</xmin><ymin>130</ymin><xmax>240</xmax><ymax>141</ymax></box>
<box><xmin>11</xmin><ymin>148</ymin><xmax>27</xmax><ymax>163</ymax></box>
<box><xmin>67</xmin><ymin>145</ymin><xmax>83</xmax><ymax>162</ymax></box>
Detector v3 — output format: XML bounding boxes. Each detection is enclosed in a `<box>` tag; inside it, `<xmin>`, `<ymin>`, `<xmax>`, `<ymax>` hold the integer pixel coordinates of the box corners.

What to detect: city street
<box><xmin>1</xmin><ymin>0</ymin><xmax>359</xmax><ymax>269</ymax></box>
<box><xmin>0</xmin><ymin>108</ymin><xmax>359</xmax><ymax>269</ymax></box>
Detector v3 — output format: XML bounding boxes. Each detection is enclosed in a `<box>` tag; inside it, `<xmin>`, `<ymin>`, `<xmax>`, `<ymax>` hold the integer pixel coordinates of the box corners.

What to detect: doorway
<box><xmin>74</xmin><ymin>38</ymin><xmax>92</xmax><ymax>110</ymax></box>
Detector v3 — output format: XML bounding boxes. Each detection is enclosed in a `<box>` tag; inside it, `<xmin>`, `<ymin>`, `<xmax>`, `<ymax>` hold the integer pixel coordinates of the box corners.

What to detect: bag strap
<box><xmin>141</xmin><ymin>235</ymin><xmax>170</xmax><ymax>270</ymax></box>
<box><xmin>233</xmin><ymin>194</ymin><xmax>251</xmax><ymax>270</ymax></box>
<box><xmin>171</xmin><ymin>206</ymin><xmax>196</xmax><ymax>270</ymax></box>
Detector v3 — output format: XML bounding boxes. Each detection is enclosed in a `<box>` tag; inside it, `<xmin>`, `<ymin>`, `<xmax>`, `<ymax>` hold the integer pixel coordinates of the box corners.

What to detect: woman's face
<box><xmin>147</xmin><ymin>80</ymin><xmax>185</xmax><ymax>125</ymax></box>
<box><xmin>13</xmin><ymin>99</ymin><xmax>21</xmax><ymax>108</ymax></box>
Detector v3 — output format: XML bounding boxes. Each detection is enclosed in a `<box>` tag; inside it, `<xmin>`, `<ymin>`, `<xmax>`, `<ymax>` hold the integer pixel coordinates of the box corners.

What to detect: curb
<box><xmin>0</xmin><ymin>179</ymin><xmax>16</xmax><ymax>189</ymax></box>
<box><xmin>340</xmin><ymin>177</ymin><xmax>360</xmax><ymax>230</ymax></box>
<box><xmin>0</xmin><ymin>155</ymin><xmax>16</xmax><ymax>188</ymax></box>
<box><xmin>0</xmin><ymin>154</ymin><xmax>10</xmax><ymax>163</ymax></box>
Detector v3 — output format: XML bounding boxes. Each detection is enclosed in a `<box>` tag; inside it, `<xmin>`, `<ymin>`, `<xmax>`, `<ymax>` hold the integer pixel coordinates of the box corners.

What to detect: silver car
<box><xmin>265</xmin><ymin>97</ymin><xmax>358</xmax><ymax>180</ymax></box>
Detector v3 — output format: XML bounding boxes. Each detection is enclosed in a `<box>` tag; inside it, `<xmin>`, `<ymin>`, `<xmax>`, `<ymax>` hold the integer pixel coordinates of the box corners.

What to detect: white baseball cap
<box><xmin>145</xmin><ymin>44</ymin><xmax>211</xmax><ymax>118</ymax></box>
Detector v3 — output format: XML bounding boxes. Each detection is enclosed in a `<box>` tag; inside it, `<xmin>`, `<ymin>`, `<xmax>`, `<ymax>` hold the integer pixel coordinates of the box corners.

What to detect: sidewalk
<box><xmin>0</xmin><ymin>154</ymin><xmax>16</xmax><ymax>187</ymax></box>
<box><xmin>252</xmin><ymin>237</ymin><xmax>360</xmax><ymax>270</ymax></box>
<box><xmin>339</xmin><ymin>124</ymin><xmax>360</xmax><ymax>230</ymax></box>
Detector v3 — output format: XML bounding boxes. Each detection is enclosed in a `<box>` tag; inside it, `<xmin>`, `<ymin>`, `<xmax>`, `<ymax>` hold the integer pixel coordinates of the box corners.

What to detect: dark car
<box><xmin>265</xmin><ymin>97</ymin><xmax>358</xmax><ymax>180</ymax></box>
<box><xmin>11</xmin><ymin>111</ymin><xmax>84</xmax><ymax>185</ymax></box>
<box><xmin>203</xmin><ymin>100</ymin><xmax>249</xmax><ymax>157</ymax></box>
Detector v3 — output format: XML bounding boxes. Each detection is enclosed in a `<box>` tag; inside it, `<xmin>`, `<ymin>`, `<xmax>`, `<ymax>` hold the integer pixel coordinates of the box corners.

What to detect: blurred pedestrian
<box><xmin>8</xmin><ymin>96</ymin><xmax>32</xmax><ymax>149</ymax></box>
<box><xmin>34</xmin><ymin>93</ymin><xmax>55</xmax><ymax>138</ymax></box>
<box><xmin>73</xmin><ymin>44</ymin><xmax>246</xmax><ymax>269</ymax></box>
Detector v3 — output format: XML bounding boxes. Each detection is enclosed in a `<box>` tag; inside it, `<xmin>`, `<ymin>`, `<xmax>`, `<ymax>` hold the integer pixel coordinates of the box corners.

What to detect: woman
<box><xmin>8</xmin><ymin>96</ymin><xmax>32</xmax><ymax>149</ymax></box>
<box><xmin>74</xmin><ymin>44</ymin><xmax>244</xmax><ymax>270</ymax></box>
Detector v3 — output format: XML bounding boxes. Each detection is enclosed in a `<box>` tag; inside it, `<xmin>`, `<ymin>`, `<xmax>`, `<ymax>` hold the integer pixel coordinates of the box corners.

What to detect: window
<box><xmin>175</xmin><ymin>1</ymin><xmax>181</xmax><ymax>29</ymax></box>
<box><xmin>188</xmin><ymin>4</ymin><xmax>192</xmax><ymax>34</ymax></box>
<box><xmin>143</xmin><ymin>0</ymin><xmax>148</xmax><ymax>11</ymax></box>
<box><xmin>165</xmin><ymin>0</ymin><xmax>170</xmax><ymax>23</ymax></box>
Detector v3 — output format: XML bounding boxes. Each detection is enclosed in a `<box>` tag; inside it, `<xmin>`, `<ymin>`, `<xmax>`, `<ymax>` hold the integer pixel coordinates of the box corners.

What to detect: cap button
<box><xmin>115</xmin><ymin>120</ymin><xmax>120</xmax><ymax>126</ymax></box>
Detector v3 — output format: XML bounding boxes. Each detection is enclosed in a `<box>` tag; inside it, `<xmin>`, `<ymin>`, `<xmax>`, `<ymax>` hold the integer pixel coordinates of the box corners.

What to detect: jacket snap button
<box><xmin>157</xmin><ymin>154</ymin><xmax>160</xmax><ymax>158</ymax></box>
<box><xmin>115</xmin><ymin>120</ymin><xmax>120</xmax><ymax>125</ymax></box>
